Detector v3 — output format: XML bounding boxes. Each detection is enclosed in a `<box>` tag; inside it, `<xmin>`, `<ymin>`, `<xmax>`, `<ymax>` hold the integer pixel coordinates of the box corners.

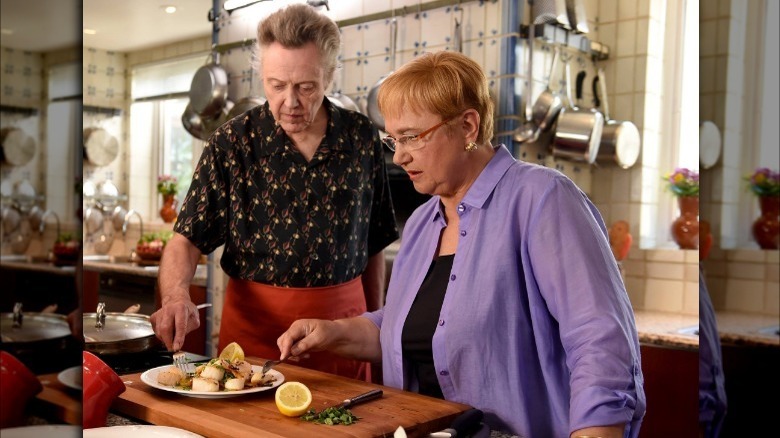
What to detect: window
<box><xmin>128</xmin><ymin>55</ymin><xmax>204</xmax><ymax>221</ymax></box>
<box><xmin>642</xmin><ymin>0</ymin><xmax>699</xmax><ymax>249</ymax></box>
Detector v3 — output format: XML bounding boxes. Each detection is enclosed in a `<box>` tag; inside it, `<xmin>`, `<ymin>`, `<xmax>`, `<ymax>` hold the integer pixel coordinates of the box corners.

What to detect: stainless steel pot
<box><xmin>593</xmin><ymin>68</ymin><xmax>641</xmax><ymax>168</ymax></box>
<box><xmin>202</xmin><ymin>100</ymin><xmax>234</xmax><ymax>137</ymax></box>
<box><xmin>1</xmin><ymin>311</ymin><xmax>71</xmax><ymax>355</ymax></box>
<box><xmin>182</xmin><ymin>103</ymin><xmax>206</xmax><ymax>141</ymax></box>
<box><xmin>189</xmin><ymin>51</ymin><xmax>229</xmax><ymax>119</ymax></box>
<box><xmin>531</xmin><ymin>47</ymin><xmax>563</xmax><ymax>133</ymax></box>
<box><xmin>552</xmin><ymin>60</ymin><xmax>603</xmax><ymax>163</ymax></box>
<box><xmin>366</xmin><ymin>18</ymin><xmax>398</xmax><ymax>131</ymax></box>
<box><xmin>227</xmin><ymin>71</ymin><xmax>267</xmax><ymax>120</ymax></box>
<box><xmin>83</xmin><ymin>311</ymin><xmax>161</xmax><ymax>355</ymax></box>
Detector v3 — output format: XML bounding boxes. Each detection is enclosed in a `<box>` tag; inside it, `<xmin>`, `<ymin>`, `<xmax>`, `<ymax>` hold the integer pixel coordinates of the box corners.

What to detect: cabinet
<box><xmin>638</xmin><ymin>343</ymin><xmax>698</xmax><ymax>437</ymax></box>
<box><xmin>719</xmin><ymin>343</ymin><xmax>780</xmax><ymax>435</ymax></box>
<box><xmin>0</xmin><ymin>266</ymin><xmax>78</xmax><ymax>314</ymax></box>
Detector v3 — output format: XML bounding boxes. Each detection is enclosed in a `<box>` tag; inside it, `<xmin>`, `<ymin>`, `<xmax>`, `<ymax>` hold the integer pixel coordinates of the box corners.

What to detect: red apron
<box><xmin>219</xmin><ymin>277</ymin><xmax>370</xmax><ymax>382</ymax></box>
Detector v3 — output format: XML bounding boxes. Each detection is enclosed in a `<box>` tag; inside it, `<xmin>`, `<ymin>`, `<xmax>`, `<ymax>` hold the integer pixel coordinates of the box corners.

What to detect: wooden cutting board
<box><xmin>112</xmin><ymin>357</ymin><xmax>471</xmax><ymax>438</ymax></box>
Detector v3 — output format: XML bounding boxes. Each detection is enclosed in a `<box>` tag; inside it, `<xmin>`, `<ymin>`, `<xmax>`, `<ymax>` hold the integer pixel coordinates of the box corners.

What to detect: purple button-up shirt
<box><xmin>363</xmin><ymin>145</ymin><xmax>646</xmax><ymax>437</ymax></box>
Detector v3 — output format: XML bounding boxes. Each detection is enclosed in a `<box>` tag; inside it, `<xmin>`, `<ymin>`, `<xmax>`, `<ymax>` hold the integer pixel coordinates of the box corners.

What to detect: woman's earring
<box><xmin>465</xmin><ymin>141</ymin><xmax>478</xmax><ymax>152</ymax></box>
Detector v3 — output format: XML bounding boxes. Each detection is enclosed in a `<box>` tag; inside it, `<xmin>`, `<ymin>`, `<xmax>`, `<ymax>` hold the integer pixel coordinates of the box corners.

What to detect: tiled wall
<box><xmin>621</xmin><ymin>249</ymin><xmax>700</xmax><ymax>316</ymax></box>
<box><xmin>1</xmin><ymin>47</ymin><xmax>80</xmax><ymax>255</ymax></box>
<box><xmin>80</xmin><ymin>37</ymin><xmax>210</xmax><ymax>256</ymax></box>
<box><xmin>704</xmin><ymin>249</ymin><xmax>779</xmax><ymax>317</ymax></box>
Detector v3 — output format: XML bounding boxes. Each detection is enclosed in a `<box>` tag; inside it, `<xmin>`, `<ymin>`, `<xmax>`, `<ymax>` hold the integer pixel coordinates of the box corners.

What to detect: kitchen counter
<box><xmin>83</xmin><ymin>259</ymin><xmax>207</xmax><ymax>287</ymax></box>
<box><xmin>632</xmin><ymin>310</ymin><xmax>780</xmax><ymax>349</ymax></box>
<box><xmin>715</xmin><ymin>311</ymin><xmax>779</xmax><ymax>347</ymax></box>
<box><xmin>112</xmin><ymin>356</ymin><xmax>471</xmax><ymax>438</ymax></box>
<box><xmin>633</xmin><ymin>310</ymin><xmax>699</xmax><ymax>349</ymax></box>
<box><xmin>0</xmin><ymin>258</ymin><xmax>76</xmax><ymax>276</ymax></box>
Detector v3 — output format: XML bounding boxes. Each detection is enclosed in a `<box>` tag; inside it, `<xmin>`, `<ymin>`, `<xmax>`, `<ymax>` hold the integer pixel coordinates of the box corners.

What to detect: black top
<box><xmin>174</xmin><ymin>99</ymin><xmax>399</xmax><ymax>287</ymax></box>
<box><xmin>401</xmin><ymin>254</ymin><xmax>455</xmax><ymax>399</ymax></box>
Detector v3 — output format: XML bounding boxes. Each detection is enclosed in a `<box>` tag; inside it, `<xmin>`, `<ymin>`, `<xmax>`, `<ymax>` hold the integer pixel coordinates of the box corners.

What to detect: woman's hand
<box><xmin>277</xmin><ymin>317</ymin><xmax>382</xmax><ymax>362</ymax></box>
<box><xmin>277</xmin><ymin>319</ymin><xmax>336</xmax><ymax>360</ymax></box>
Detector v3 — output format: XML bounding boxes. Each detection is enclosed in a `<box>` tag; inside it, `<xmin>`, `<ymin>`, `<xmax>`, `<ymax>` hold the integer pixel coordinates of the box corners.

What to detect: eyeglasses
<box><xmin>381</xmin><ymin>117</ymin><xmax>453</xmax><ymax>152</ymax></box>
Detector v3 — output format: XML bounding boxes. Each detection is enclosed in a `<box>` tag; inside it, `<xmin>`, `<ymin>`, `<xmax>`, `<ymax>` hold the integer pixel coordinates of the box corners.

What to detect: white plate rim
<box><xmin>140</xmin><ymin>364</ymin><xmax>284</xmax><ymax>398</ymax></box>
<box><xmin>57</xmin><ymin>365</ymin><xmax>83</xmax><ymax>390</ymax></box>
<box><xmin>83</xmin><ymin>425</ymin><xmax>205</xmax><ymax>437</ymax></box>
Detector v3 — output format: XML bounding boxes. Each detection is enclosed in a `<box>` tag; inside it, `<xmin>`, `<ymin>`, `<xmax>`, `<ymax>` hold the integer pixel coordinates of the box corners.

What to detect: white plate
<box><xmin>140</xmin><ymin>365</ymin><xmax>284</xmax><ymax>398</ymax></box>
<box><xmin>57</xmin><ymin>365</ymin><xmax>82</xmax><ymax>390</ymax></box>
<box><xmin>84</xmin><ymin>425</ymin><xmax>204</xmax><ymax>437</ymax></box>
<box><xmin>0</xmin><ymin>425</ymin><xmax>81</xmax><ymax>437</ymax></box>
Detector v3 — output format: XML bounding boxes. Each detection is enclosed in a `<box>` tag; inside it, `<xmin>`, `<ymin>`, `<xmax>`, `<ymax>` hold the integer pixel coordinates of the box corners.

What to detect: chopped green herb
<box><xmin>300</xmin><ymin>407</ymin><xmax>359</xmax><ymax>425</ymax></box>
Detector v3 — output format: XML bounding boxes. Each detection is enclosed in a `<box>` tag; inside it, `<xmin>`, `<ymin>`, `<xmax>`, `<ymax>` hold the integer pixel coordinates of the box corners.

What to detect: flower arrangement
<box><xmin>745</xmin><ymin>168</ymin><xmax>780</xmax><ymax>197</ymax></box>
<box><xmin>663</xmin><ymin>168</ymin><xmax>699</xmax><ymax>197</ymax></box>
<box><xmin>157</xmin><ymin>175</ymin><xmax>178</xmax><ymax>197</ymax></box>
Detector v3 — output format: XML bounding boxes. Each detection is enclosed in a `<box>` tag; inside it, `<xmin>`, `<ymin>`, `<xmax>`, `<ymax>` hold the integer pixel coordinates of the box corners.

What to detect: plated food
<box><xmin>140</xmin><ymin>365</ymin><xmax>283</xmax><ymax>399</ymax></box>
<box><xmin>140</xmin><ymin>343</ymin><xmax>284</xmax><ymax>398</ymax></box>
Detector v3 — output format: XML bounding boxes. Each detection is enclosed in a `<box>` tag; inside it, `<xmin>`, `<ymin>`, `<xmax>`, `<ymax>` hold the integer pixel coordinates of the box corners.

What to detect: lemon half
<box><xmin>275</xmin><ymin>381</ymin><xmax>312</xmax><ymax>417</ymax></box>
<box><xmin>218</xmin><ymin>342</ymin><xmax>245</xmax><ymax>363</ymax></box>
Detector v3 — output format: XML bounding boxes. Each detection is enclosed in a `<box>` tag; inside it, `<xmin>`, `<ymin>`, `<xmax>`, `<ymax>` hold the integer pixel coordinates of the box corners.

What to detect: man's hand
<box><xmin>150</xmin><ymin>297</ymin><xmax>199</xmax><ymax>351</ymax></box>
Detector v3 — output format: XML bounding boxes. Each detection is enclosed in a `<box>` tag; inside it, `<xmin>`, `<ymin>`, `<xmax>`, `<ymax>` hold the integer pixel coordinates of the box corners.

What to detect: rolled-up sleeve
<box><xmin>526</xmin><ymin>175</ymin><xmax>646</xmax><ymax>434</ymax></box>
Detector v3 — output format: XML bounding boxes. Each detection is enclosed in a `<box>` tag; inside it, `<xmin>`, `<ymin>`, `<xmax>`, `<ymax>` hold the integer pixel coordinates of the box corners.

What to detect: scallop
<box><xmin>199</xmin><ymin>365</ymin><xmax>225</xmax><ymax>381</ymax></box>
<box><xmin>224</xmin><ymin>378</ymin><xmax>245</xmax><ymax>391</ymax></box>
<box><xmin>234</xmin><ymin>361</ymin><xmax>252</xmax><ymax>381</ymax></box>
<box><xmin>192</xmin><ymin>377</ymin><xmax>220</xmax><ymax>392</ymax></box>
<box><xmin>157</xmin><ymin>366</ymin><xmax>184</xmax><ymax>387</ymax></box>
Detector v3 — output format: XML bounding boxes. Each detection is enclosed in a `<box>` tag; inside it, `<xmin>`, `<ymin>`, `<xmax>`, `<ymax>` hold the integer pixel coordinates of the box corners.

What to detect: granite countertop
<box><xmin>0</xmin><ymin>258</ymin><xmax>76</xmax><ymax>276</ymax></box>
<box><xmin>83</xmin><ymin>259</ymin><xmax>208</xmax><ymax>287</ymax></box>
<box><xmin>715</xmin><ymin>311</ymin><xmax>780</xmax><ymax>347</ymax></box>
<box><xmin>633</xmin><ymin>310</ymin><xmax>699</xmax><ymax>349</ymax></box>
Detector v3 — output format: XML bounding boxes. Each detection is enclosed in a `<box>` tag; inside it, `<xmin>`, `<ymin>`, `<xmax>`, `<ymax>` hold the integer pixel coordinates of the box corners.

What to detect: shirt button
<box><xmin>460</xmin><ymin>230</ymin><xmax>467</xmax><ymax>236</ymax></box>
<box><xmin>457</xmin><ymin>204</ymin><xmax>465</xmax><ymax>213</ymax></box>
<box><xmin>450</xmin><ymin>274</ymin><xmax>456</xmax><ymax>281</ymax></box>
<box><xmin>440</xmin><ymin>370</ymin><xmax>449</xmax><ymax>376</ymax></box>
<box><xmin>438</xmin><ymin>319</ymin><xmax>445</xmax><ymax>326</ymax></box>
<box><xmin>311</xmin><ymin>253</ymin><xmax>319</xmax><ymax>260</ymax></box>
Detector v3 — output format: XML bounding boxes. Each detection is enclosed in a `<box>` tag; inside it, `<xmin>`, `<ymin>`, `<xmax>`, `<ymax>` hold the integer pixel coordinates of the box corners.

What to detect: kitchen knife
<box><xmin>428</xmin><ymin>408</ymin><xmax>484</xmax><ymax>438</ymax></box>
<box><xmin>334</xmin><ymin>389</ymin><xmax>383</xmax><ymax>409</ymax></box>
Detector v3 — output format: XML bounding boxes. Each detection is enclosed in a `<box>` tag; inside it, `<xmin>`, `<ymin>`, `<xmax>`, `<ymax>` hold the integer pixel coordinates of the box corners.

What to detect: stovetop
<box><xmin>97</xmin><ymin>349</ymin><xmax>211</xmax><ymax>376</ymax></box>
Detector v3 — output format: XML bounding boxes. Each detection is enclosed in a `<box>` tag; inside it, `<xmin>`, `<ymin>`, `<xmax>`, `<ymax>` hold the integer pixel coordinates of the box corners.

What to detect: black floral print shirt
<box><xmin>174</xmin><ymin>99</ymin><xmax>399</xmax><ymax>287</ymax></box>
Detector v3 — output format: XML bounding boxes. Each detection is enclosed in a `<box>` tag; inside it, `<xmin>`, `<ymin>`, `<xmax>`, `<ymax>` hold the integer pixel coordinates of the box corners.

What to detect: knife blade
<box><xmin>334</xmin><ymin>389</ymin><xmax>383</xmax><ymax>409</ymax></box>
<box><xmin>428</xmin><ymin>408</ymin><xmax>484</xmax><ymax>438</ymax></box>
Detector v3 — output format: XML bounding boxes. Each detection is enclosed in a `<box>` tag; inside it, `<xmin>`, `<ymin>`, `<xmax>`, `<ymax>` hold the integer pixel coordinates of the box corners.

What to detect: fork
<box><xmin>173</xmin><ymin>351</ymin><xmax>194</xmax><ymax>375</ymax></box>
<box><xmin>261</xmin><ymin>359</ymin><xmax>282</xmax><ymax>377</ymax></box>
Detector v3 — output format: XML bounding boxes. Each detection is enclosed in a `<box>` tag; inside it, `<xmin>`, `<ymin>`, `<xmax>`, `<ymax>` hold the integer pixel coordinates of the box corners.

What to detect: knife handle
<box><xmin>342</xmin><ymin>389</ymin><xmax>383</xmax><ymax>408</ymax></box>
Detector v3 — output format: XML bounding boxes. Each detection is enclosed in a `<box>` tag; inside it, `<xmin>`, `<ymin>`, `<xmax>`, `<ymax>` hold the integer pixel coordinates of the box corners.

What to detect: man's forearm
<box><xmin>361</xmin><ymin>250</ymin><xmax>386</xmax><ymax>312</ymax></box>
<box><xmin>159</xmin><ymin>233</ymin><xmax>202</xmax><ymax>304</ymax></box>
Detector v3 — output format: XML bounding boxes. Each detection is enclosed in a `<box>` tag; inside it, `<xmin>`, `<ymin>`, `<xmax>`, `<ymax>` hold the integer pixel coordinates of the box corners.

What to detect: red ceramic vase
<box><xmin>159</xmin><ymin>194</ymin><xmax>178</xmax><ymax>223</ymax></box>
<box><xmin>671</xmin><ymin>196</ymin><xmax>699</xmax><ymax>250</ymax></box>
<box><xmin>752</xmin><ymin>196</ymin><xmax>780</xmax><ymax>249</ymax></box>
<box><xmin>0</xmin><ymin>351</ymin><xmax>43</xmax><ymax>428</ymax></box>
<box><xmin>83</xmin><ymin>351</ymin><xmax>126</xmax><ymax>428</ymax></box>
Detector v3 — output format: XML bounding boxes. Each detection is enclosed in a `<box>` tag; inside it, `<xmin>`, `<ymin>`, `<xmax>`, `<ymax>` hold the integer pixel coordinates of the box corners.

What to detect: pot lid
<box><xmin>84</xmin><ymin>128</ymin><xmax>119</xmax><ymax>166</ymax></box>
<box><xmin>699</xmin><ymin>121</ymin><xmax>721</xmax><ymax>169</ymax></box>
<box><xmin>0</xmin><ymin>313</ymin><xmax>71</xmax><ymax>343</ymax></box>
<box><xmin>1</xmin><ymin>127</ymin><xmax>36</xmax><ymax>167</ymax></box>
<box><xmin>82</xmin><ymin>313</ymin><xmax>155</xmax><ymax>343</ymax></box>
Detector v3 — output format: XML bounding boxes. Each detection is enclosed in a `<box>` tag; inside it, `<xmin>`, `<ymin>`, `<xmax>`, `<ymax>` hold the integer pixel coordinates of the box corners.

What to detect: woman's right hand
<box><xmin>276</xmin><ymin>319</ymin><xmax>336</xmax><ymax>360</ymax></box>
<box><xmin>150</xmin><ymin>297</ymin><xmax>199</xmax><ymax>352</ymax></box>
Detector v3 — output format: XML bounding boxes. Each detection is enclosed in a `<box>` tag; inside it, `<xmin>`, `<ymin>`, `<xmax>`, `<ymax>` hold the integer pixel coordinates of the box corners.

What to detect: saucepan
<box><xmin>227</xmin><ymin>71</ymin><xmax>267</xmax><ymax>120</ymax></box>
<box><xmin>0</xmin><ymin>308</ymin><xmax>72</xmax><ymax>356</ymax></box>
<box><xmin>189</xmin><ymin>50</ymin><xmax>229</xmax><ymax>119</ymax></box>
<box><xmin>552</xmin><ymin>59</ymin><xmax>604</xmax><ymax>163</ymax></box>
<box><xmin>531</xmin><ymin>46</ymin><xmax>564</xmax><ymax>133</ymax></box>
<box><xmin>593</xmin><ymin>68</ymin><xmax>641</xmax><ymax>168</ymax></box>
<box><xmin>83</xmin><ymin>303</ymin><xmax>161</xmax><ymax>355</ymax></box>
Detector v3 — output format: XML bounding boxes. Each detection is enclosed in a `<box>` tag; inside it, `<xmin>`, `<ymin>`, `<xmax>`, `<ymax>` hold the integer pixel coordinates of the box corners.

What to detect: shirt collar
<box><xmin>255</xmin><ymin>97</ymin><xmax>351</xmax><ymax>157</ymax></box>
<box><xmin>429</xmin><ymin>144</ymin><xmax>516</xmax><ymax>222</ymax></box>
